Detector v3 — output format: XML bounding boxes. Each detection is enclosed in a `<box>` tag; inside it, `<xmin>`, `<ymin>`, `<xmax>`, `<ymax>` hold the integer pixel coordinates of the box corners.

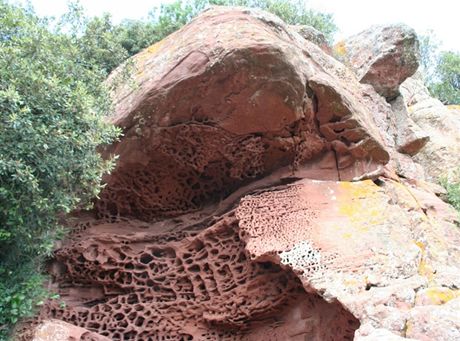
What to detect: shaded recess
<box><xmin>95</xmin><ymin>120</ymin><xmax>326</xmax><ymax>222</ymax></box>
<box><xmin>44</xmin><ymin>214</ymin><xmax>359</xmax><ymax>340</ymax></box>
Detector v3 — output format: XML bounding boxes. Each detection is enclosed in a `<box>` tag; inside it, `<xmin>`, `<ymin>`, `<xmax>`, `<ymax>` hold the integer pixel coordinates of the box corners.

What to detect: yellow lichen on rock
<box><xmin>135</xmin><ymin>40</ymin><xmax>166</xmax><ymax>76</ymax></box>
<box><xmin>333</xmin><ymin>40</ymin><xmax>347</xmax><ymax>58</ymax></box>
<box><xmin>338</xmin><ymin>180</ymin><xmax>384</xmax><ymax>230</ymax></box>
<box><xmin>424</xmin><ymin>288</ymin><xmax>460</xmax><ymax>305</ymax></box>
<box><xmin>415</xmin><ymin>287</ymin><xmax>460</xmax><ymax>305</ymax></box>
<box><xmin>414</xmin><ymin>241</ymin><xmax>435</xmax><ymax>282</ymax></box>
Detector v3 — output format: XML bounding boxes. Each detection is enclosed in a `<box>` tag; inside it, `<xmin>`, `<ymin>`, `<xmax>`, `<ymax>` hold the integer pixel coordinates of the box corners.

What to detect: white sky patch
<box><xmin>18</xmin><ymin>0</ymin><xmax>459</xmax><ymax>51</ymax></box>
<box><xmin>308</xmin><ymin>0</ymin><xmax>459</xmax><ymax>51</ymax></box>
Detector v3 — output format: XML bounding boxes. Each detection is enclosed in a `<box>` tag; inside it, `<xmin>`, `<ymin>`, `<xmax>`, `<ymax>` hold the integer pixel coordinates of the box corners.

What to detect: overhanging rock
<box><xmin>98</xmin><ymin>6</ymin><xmax>389</xmax><ymax>222</ymax></box>
<box><xmin>34</xmin><ymin>6</ymin><xmax>460</xmax><ymax>341</ymax></box>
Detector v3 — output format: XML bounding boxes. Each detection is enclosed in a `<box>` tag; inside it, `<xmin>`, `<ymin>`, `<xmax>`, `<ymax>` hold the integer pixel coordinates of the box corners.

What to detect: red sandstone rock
<box><xmin>43</xmin><ymin>214</ymin><xmax>358</xmax><ymax>340</ymax></box>
<box><xmin>32</xmin><ymin>319</ymin><xmax>110</xmax><ymax>341</ymax></box>
<box><xmin>236</xmin><ymin>178</ymin><xmax>460</xmax><ymax>339</ymax></box>
<box><xmin>98</xmin><ymin>6</ymin><xmax>389</xmax><ymax>221</ymax></box>
<box><xmin>33</xmin><ymin>6</ymin><xmax>460</xmax><ymax>341</ymax></box>
<box><xmin>341</xmin><ymin>24</ymin><xmax>420</xmax><ymax>100</ymax></box>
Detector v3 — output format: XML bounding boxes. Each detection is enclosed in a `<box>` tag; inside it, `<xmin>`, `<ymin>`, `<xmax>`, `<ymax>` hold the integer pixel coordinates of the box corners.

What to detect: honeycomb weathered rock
<box><xmin>44</xmin><ymin>215</ymin><xmax>359</xmax><ymax>340</ymax></box>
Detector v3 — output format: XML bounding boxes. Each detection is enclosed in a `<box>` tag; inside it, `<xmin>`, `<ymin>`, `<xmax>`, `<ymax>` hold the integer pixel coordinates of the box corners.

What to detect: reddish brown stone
<box><xmin>341</xmin><ymin>24</ymin><xmax>420</xmax><ymax>100</ymax></box>
<box><xmin>97</xmin><ymin>6</ymin><xmax>389</xmax><ymax>222</ymax></box>
<box><xmin>33</xmin><ymin>6</ymin><xmax>460</xmax><ymax>341</ymax></box>
<box><xmin>43</xmin><ymin>214</ymin><xmax>358</xmax><ymax>340</ymax></box>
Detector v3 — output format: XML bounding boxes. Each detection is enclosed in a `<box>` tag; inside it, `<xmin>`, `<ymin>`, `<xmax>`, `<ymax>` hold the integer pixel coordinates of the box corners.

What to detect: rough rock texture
<box><xmin>236</xmin><ymin>178</ymin><xmax>460</xmax><ymax>339</ymax></box>
<box><xmin>389</xmin><ymin>96</ymin><xmax>429</xmax><ymax>156</ymax></box>
<box><xmin>98</xmin><ymin>6</ymin><xmax>391</xmax><ymax>222</ymax></box>
<box><xmin>406</xmin><ymin>298</ymin><xmax>460</xmax><ymax>341</ymax></box>
<box><xmin>42</xmin><ymin>214</ymin><xmax>359</xmax><ymax>340</ymax></box>
<box><xmin>400</xmin><ymin>73</ymin><xmax>460</xmax><ymax>182</ymax></box>
<box><xmin>33</xmin><ymin>6</ymin><xmax>460</xmax><ymax>341</ymax></box>
<box><xmin>335</xmin><ymin>24</ymin><xmax>428</xmax><ymax>179</ymax></box>
<box><xmin>340</xmin><ymin>24</ymin><xmax>419</xmax><ymax>100</ymax></box>
<box><xmin>33</xmin><ymin>320</ymin><xmax>110</xmax><ymax>341</ymax></box>
<box><xmin>290</xmin><ymin>24</ymin><xmax>330</xmax><ymax>52</ymax></box>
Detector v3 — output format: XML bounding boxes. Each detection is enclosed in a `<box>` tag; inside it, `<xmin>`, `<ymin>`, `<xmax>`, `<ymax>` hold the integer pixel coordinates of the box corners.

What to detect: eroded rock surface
<box><xmin>34</xmin><ymin>6</ymin><xmax>460</xmax><ymax>341</ymax></box>
<box><xmin>43</xmin><ymin>214</ymin><xmax>358</xmax><ymax>340</ymax></box>
<box><xmin>97</xmin><ymin>6</ymin><xmax>390</xmax><ymax>222</ymax></box>
<box><xmin>237</xmin><ymin>178</ymin><xmax>460</xmax><ymax>338</ymax></box>
<box><xmin>401</xmin><ymin>73</ymin><xmax>460</xmax><ymax>182</ymax></box>
<box><xmin>290</xmin><ymin>24</ymin><xmax>330</xmax><ymax>52</ymax></box>
<box><xmin>340</xmin><ymin>24</ymin><xmax>419</xmax><ymax>100</ymax></box>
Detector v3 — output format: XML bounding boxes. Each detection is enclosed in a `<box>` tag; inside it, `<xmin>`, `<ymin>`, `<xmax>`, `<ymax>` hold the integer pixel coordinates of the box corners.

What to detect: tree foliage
<box><xmin>429</xmin><ymin>51</ymin><xmax>460</xmax><ymax>104</ymax></box>
<box><xmin>115</xmin><ymin>0</ymin><xmax>337</xmax><ymax>58</ymax></box>
<box><xmin>418</xmin><ymin>31</ymin><xmax>460</xmax><ymax>104</ymax></box>
<box><xmin>0</xmin><ymin>1</ymin><xmax>120</xmax><ymax>338</ymax></box>
<box><xmin>418</xmin><ymin>31</ymin><xmax>441</xmax><ymax>84</ymax></box>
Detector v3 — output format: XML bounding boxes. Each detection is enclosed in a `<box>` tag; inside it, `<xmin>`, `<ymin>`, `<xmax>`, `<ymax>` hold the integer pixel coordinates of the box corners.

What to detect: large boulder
<box><xmin>400</xmin><ymin>73</ymin><xmax>460</xmax><ymax>182</ymax></box>
<box><xmin>33</xmin><ymin>6</ymin><xmax>460</xmax><ymax>341</ymax></box>
<box><xmin>335</xmin><ymin>24</ymin><xmax>428</xmax><ymax>176</ymax></box>
<box><xmin>340</xmin><ymin>24</ymin><xmax>420</xmax><ymax>100</ymax></box>
<box><xmin>99</xmin><ymin>6</ymin><xmax>390</xmax><ymax>221</ymax></box>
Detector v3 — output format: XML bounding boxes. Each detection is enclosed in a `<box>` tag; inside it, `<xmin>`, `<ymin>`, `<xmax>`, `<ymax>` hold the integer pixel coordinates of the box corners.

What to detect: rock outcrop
<box><xmin>400</xmin><ymin>73</ymin><xmax>460</xmax><ymax>182</ymax></box>
<box><xmin>32</xmin><ymin>6</ymin><xmax>460</xmax><ymax>341</ymax></box>
<box><xmin>336</xmin><ymin>24</ymin><xmax>430</xmax><ymax>179</ymax></box>
<box><xmin>290</xmin><ymin>24</ymin><xmax>330</xmax><ymax>52</ymax></box>
<box><xmin>340</xmin><ymin>24</ymin><xmax>420</xmax><ymax>100</ymax></box>
<box><xmin>96</xmin><ymin>6</ymin><xmax>392</xmax><ymax>222</ymax></box>
<box><xmin>389</xmin><ymin>95</ymin><xmax>429</xmax><ymax>156</ymax></box>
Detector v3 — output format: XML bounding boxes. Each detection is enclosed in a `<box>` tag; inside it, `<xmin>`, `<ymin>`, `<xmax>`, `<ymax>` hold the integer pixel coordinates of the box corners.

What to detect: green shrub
<box><xmin>0</xmin><ymin>1</ymin><xmax>120</xmax><ymax>338</ymax></box>
<box><xmin>441</xmin><ymin>175</ymin><xmax>460</xmax><ymax>214</ymax></box>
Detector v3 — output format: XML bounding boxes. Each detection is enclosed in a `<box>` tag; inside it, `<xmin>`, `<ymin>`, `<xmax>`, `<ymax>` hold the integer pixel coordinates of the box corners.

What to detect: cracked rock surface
<box><xmin>400</xmin><ymin>73</ymin><xmax>460</xmax><ymax>182</ymax></box>
<box><xmin>96</xmin><ymin>6</ymin><xmax>391</xmax><ymax>222</ymax></box>
<box><xmin>31</xmin><ymin>6</ymin><xmax>460</xmax><ymax>341</ymax></box>
<box><xmin>339</xmin><ymin>24</ymin><xmax>420</xmax><ymax>100</ymax></box>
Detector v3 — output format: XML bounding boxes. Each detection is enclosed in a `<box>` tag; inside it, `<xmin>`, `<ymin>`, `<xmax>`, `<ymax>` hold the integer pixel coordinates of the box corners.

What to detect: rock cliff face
<box><xmin>34</xmin><ymin>6</ymin><xmax>460</xmax><ymax>341</ymax></box>
<box><xmin>400</xmin><ymin>73</ymin><xmax>460</xmax><ymax>182</ymax></box>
